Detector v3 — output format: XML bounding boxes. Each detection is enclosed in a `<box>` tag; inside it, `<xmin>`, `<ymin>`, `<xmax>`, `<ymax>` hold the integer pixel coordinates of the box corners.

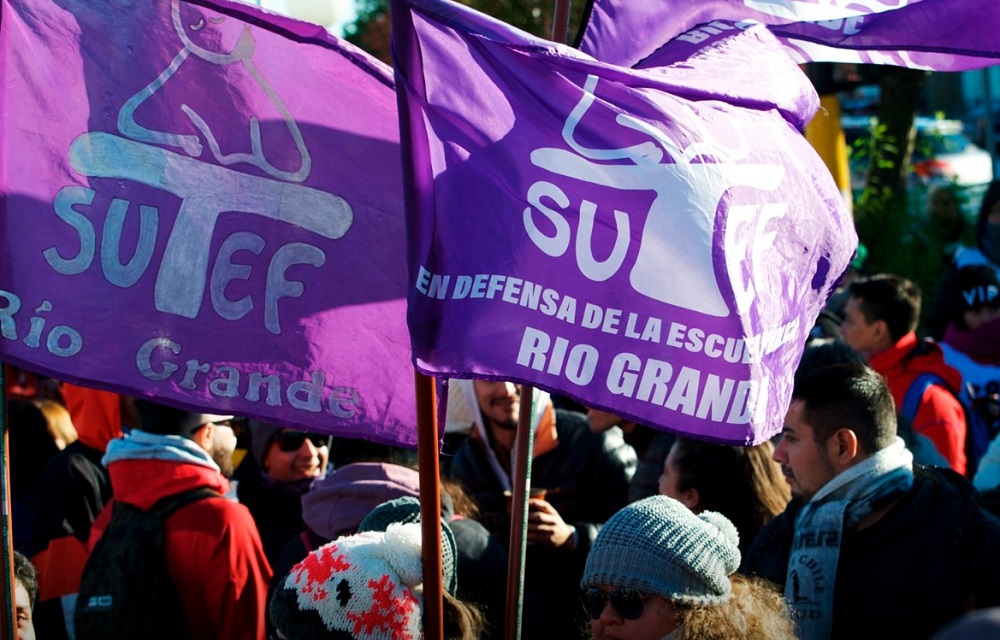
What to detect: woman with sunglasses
<box><xmin>236</xmin><ymin>421</ymin><xmax>332</xmax><ymax>565</ymax></box>
<box><xmin>581</xmin><ymin>495</ymin><xmax>794</xmax><ymax>640</ymax></box>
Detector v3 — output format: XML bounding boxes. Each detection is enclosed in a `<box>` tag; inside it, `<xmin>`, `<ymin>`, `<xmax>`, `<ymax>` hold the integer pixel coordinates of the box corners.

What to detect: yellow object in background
<box><xmin>806</xmin><ymin>94</ymin><xmax>852</xmax><ymax>214</ymax></box>
<box><xmin>232</xmin><ymin>447</ymin><xmax>248</xmax><ymax>471</ymax></box>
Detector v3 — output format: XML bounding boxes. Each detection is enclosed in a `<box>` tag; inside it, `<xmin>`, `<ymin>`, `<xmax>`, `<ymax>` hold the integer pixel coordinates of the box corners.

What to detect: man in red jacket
<box><xmin>840</xmin><ymin>273</ymin><xmax>967</xmax><ymax>474</ymax></box>
<box><xmin>84</xmin><ymin>400</ymin><xmax>272</xmax><ymax>639</ymax></box>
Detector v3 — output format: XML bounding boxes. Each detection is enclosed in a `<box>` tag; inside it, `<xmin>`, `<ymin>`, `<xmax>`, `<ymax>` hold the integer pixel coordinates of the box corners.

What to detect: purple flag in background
<box><xmin>1</xmin><ymin>0</ymin><xmax>418</xmax><ymax>445</ymax></box>
<box><xmin>393</xmin><ymin>0</ymin><xmax>856</xmax><ymax>444</ymax></box>
<box><xmin>579</xmin><ymin>0</ymin><xmax>1000</xmax><ymax>71</ymax></box>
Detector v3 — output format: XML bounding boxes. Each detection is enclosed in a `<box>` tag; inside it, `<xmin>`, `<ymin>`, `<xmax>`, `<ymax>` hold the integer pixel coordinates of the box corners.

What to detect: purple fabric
<box><xmin>0</xmin><ymin>0</ymin><xmax>417</xmax><ymax>446</ymax></box>
<box><xmin>393</xmin><ymin>0</ymin><xmax>856</xmax><ymax>444</ymax></box>
<box><xmin>579</xmin><ymin>0</ymin><xmax>1000</xmax><ymax>71</ymax></box>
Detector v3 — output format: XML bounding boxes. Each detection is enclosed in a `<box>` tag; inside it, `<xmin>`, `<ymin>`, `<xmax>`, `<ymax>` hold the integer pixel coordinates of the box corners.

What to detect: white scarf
<box><xmin>785</xmin><ymin>437</ymin><xmax>913</xmax><ymax>640</ymax></box>
<box><xmin>444</xmin><ymin>379</ymin><xmax>549</xmax><ymax>491</ymax></box>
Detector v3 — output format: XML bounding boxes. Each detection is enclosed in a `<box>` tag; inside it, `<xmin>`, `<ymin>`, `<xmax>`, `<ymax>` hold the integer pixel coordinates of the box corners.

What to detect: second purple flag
<box><xmin>578</xmin><ymin>0</ymin><xmax>1000</xmax><ymax>71</ymax></box>
<box><xmin>392</xmin><ymin>0</ymin><xmax>856</xmax><ymax>444</ymax></box>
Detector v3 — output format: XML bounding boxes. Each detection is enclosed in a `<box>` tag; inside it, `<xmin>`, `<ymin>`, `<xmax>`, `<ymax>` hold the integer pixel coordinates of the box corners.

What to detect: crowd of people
<box><xmin>5</xmin><ymin>182</ymin><xmax>1000</xmax><ymax>639</ymax></box>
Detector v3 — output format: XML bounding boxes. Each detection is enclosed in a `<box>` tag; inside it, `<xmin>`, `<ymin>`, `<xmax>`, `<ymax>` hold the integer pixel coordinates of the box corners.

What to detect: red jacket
<box><xmin>90</xmin><ymin>455</ymin><xmax>272</xmax><ymax>640</ymax></box>
<box><xmin>870</xmin><ymin>332</ymin><xmax>967</xmax><ymax>475</ymax></box>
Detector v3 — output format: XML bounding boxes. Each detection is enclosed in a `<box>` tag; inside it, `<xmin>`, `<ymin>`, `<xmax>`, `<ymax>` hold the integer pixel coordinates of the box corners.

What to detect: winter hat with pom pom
<box><xmin>270</xmin><ymin>523</ymin><xmax>426</xmax><ymax>640</ymax></box>
<box><xmin>581</xmin><ymin>495</ymin><xmax>741</xmax><ymax>605</ymax></box>
<box><xmin>358</xmin><ymin>496</ymin><xmax>459</xmax><ymax>597</ymax></box>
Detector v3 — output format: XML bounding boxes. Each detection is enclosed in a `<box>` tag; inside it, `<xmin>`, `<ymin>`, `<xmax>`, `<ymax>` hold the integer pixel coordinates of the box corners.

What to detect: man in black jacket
<box><xmin>447</xmin><ymin>379</ymin><xmax>636</xmax><ymax>639</ymax></box>
<box><xmin>742</xmin><ymin>362</ymin><xmax>1000</xmax><ymax>640</ymax></box>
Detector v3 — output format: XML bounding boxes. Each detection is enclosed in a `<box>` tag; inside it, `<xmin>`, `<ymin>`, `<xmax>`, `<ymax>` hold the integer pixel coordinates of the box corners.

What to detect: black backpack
<box><xmin>74</xmin><ymin>487</ymin><xmax>220</xmax><ymax>640</ymax></box>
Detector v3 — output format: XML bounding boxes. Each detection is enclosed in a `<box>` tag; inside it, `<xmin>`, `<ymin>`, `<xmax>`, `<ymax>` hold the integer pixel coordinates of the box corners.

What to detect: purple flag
<box><xmin>0</xmin><ymin>0</ymin><xmax>418</xmax><ymax>446</ymax></box>
<box><xmin>579</xmin><ymin>0</ymin><xmax>1000</xmax><ymax>71</ymax></box>
<box><xmin>393</xmin><ymin>0</ymin><xmax>856</xmax><ymax>444</ymax></box>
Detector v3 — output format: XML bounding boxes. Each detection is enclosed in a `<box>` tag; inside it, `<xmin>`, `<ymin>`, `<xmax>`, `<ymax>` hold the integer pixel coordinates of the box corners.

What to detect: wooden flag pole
<box><xmin>416</xmin><ymin>371</ymin><xmax>445</xmax><ymax>640</ymax></box>
<box><xmin>0</xmin><ymin>364</ymin><xmax>14</xmax><ymax>640</ymax></box>
<box><xmin>551</xmin><ymin>0</ymin><xmax>572</xmax><ymax>47</ymax></box>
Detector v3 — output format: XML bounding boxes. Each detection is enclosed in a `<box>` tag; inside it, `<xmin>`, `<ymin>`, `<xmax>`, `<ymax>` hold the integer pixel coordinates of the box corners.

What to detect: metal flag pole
<box><xmin>504</xmin><ymin>4</ymin><xmax>571</xmax><ymax>639</ymax></box>
<box><xmin>504</xmin><ymin>384</ymin><xmax>535</xmax><ymax>640</ymax></box>
<box><xmin>416</xmin><ymin>371</ymin><xmax>445</xmax><ymax>640</ymax></box>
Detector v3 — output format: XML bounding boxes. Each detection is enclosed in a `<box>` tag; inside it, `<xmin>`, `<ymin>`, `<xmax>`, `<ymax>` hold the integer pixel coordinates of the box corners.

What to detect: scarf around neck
<box><xmin>785</xmin><ymin>438</ymin><xmax>913</xmax><ymax>640</ymax></box>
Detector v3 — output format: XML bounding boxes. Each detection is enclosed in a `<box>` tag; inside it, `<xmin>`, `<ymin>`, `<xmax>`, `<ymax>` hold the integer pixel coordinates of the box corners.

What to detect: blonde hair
<box><xmin>677</xmin><ymin>575</ymin><xmax>795</xmax><ymax>640</ymax></box>
<box><xmin>34</xmin><ymin>400</ymin><xmax>78</xmax><ymax>450</ymax></box>
<box><xmin>443</xmin><ymin>589</ymin><xmax>487</xmax><ymax>640</ymax></box>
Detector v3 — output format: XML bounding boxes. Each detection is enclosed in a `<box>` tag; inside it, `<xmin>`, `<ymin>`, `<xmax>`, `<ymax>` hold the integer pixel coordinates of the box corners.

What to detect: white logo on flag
<box><xmin>524</xmin><ymin>75</ymin><xmax>785</xmax><ymax>318</ymax></box>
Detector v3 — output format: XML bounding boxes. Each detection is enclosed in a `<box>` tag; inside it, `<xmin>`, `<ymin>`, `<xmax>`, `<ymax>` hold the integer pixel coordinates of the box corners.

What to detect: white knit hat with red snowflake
<box><xmin>270</xmin><ymin>523</ymin><xmax>426</xmax><ymax>640</ymax></box>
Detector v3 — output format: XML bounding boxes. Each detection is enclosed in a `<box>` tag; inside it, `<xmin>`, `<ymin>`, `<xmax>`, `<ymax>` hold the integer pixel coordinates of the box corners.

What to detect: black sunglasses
<box><xmin>583</xmin><ymin>588</ymin><xmax>648</xmax><ymax>620</ymax></box>
<box><xmin>275</xmin><ymin>430</ymin><xmax>331</xmax><ymax>452</ymax></box>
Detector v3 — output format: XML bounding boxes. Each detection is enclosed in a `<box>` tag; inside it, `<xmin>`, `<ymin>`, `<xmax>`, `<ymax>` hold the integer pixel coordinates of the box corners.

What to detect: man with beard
<box><xmin>742</xmin><ymin>363</ymin><xmax>1000</xmax><ymax>639</ymax></box>
<box><xmin>80</xmin><ymin>400</ymin><xmax>271</xmax><ymax>639</ymax></box>
<box><xmin>447</xmin><ymin>380</ymin><xmax>636</xmax><ymax>638</ymax></box>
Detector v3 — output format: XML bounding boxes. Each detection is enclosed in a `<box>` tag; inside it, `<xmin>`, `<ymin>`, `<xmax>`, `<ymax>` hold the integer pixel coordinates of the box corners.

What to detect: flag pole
<box><xmin>0</xmin><ymin>364</ymin><xmax>14</xmax><ymax>640</ymax></box>
<box><xmin>551</xmin><ymin>0</ymin><xmax>572</xmax><ymax>47</ymax></box>
<box><xmin>416</xmin><ymin>371</ymin><xmax>445</xmax><ymax>640</ymax></box>
<box><xmin>504</xmin><ymin>384</ymin><xmax>535</xmax><ymax>640</ymax></box>
<box><xmin>503</xmin><ymin>5</ymin><xmax>572</xmax><ymax>639</ymax></box>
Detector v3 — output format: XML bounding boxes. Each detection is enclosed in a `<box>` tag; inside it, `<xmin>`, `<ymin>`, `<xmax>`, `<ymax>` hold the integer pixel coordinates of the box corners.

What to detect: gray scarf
<box><xmin>785</xmin><ymin>438</ymin><xmax>913</xmax><ymax>640</ymax></box>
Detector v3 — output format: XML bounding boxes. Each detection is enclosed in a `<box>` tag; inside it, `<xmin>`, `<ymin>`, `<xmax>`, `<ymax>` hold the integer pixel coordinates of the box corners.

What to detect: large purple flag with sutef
<box><xmin>0</xmin><ymin>0</ymin><xmax>418</xmax><ymax>445</ymax></box>
<box><xmin>393</xmin><ymin>0</ymin><xmax>856</xmax><ymax>444</ymax></box>
<box><xmin>579</xmin><ymin>0</ymin><xmax>1000</xmax><ymax>71</ymax></box>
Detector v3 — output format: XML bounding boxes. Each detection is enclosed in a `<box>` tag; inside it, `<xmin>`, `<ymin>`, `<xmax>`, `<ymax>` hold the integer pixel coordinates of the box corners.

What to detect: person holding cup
<box><xmin>446</xmin><ymin>379</ymin><xmax>636</xmax><ymax>637</ymax></box>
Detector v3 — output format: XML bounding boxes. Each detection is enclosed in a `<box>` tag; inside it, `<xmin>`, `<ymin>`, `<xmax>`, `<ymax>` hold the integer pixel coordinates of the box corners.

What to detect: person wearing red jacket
<box><xmin>840</xmin><ymin>274</ymin><xmax>967</xmax><ymax>474</ymax></box>
<box><xmin>85</xmin><ymin>400</ymin><xmax>271</xmax><ymax>640</ymax></box>
<box><xmin>29</xmin><ymin>384</ymin><xmax>129</xmax><ymax>640</ymax></box>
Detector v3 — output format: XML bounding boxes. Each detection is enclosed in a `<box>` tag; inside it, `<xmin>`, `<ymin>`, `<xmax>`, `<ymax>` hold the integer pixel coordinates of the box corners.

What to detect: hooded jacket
<box><xmin>88</xmin><ymin>431</ymin><xmax>271</xmax><ymax>640</ymax></box>
<box><xmin>301</xmin><ymin>462</ymin><xmax>422</xmax><ymax>541</ymax></box>
<box><xmin>870</xmin><ymin>332</ymin><xmax>968</xmax><ymax>474</ymax></box>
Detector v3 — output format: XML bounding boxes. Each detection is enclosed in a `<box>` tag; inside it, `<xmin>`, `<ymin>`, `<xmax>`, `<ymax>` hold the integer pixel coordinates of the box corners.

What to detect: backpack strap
<box><xmin>148</xmin><ymin>486</ymin><xmax>221</xmax><ymax>519</ymax></box>
<box><xmin>901</xmin><ymin>372</ymin><xmax>948</xmax><ymax>424</ymax></box>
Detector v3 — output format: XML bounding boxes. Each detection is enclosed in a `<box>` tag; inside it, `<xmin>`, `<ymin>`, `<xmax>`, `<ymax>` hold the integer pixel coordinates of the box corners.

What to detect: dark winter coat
<box><xmin>742</xmin><ymin>465</ymin><xmax>1000</xmax><ymax>639</ymax></box>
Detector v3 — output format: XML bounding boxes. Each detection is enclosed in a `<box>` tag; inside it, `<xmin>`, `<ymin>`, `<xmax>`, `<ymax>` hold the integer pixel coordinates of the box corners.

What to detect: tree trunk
<box><xmin>854</xmin><ymin>67</ymin><xmax>929</xmax><ymax>273</ymax></box>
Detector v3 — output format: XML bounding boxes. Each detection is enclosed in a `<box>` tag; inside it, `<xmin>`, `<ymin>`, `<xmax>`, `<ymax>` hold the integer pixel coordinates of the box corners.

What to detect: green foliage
<box><xmin>851</xmin><ymin>68</ymin><xmax>928</xmax><ymax>277</ymax></box>
<box><xmin>346</xmin><ymin>0</ymin><xmax>588</xmax><ymax>63</ymax></box>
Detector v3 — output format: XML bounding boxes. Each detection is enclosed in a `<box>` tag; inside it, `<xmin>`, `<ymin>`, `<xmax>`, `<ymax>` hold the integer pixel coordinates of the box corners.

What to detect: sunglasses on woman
<box><xmin>275</xmin><ymin>430</ymin><xmax>331</xmax><ymax>452</ymax></box>
<box><xmin>583</xmin><ymin>587</ymin><xmax>649</xmax><ymax>620</ymax></box>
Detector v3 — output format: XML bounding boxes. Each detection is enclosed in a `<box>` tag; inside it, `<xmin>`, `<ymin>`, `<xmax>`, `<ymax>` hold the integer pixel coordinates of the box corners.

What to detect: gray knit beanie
<box><xmin>581</xmin><ymin>495</ymin><xmax>741</xmax><ymax>605</ymax></box>
<box><xmin>248</xmin><ymin>420</ymin><xmax>284</xmax><ymax>468</ymax></box>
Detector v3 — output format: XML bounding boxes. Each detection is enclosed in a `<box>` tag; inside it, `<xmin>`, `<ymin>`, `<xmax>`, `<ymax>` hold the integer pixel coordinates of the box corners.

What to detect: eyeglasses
<box><xmin>275</xmin><ymin>430</ymin><xmax>331</xmax><ymax>452</ymax></box>
<box><xmin>583</xmin><ymin>588</ymin><xmax>648</xmax><ymax>620</ymax></box>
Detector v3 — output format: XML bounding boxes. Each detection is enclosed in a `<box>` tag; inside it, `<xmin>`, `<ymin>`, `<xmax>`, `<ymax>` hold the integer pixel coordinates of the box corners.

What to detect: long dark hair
<box><xmin>669</xmin><ymin>438</ymin><xmax>790</xmax><ymax>551</ymax></box>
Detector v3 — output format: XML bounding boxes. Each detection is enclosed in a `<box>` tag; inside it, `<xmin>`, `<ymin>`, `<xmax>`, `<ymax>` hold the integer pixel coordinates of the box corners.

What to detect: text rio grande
<box><xmin>517</xmin><ymin>326</ymin><xmax>769</xmax><ymax>426</ymax></box>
